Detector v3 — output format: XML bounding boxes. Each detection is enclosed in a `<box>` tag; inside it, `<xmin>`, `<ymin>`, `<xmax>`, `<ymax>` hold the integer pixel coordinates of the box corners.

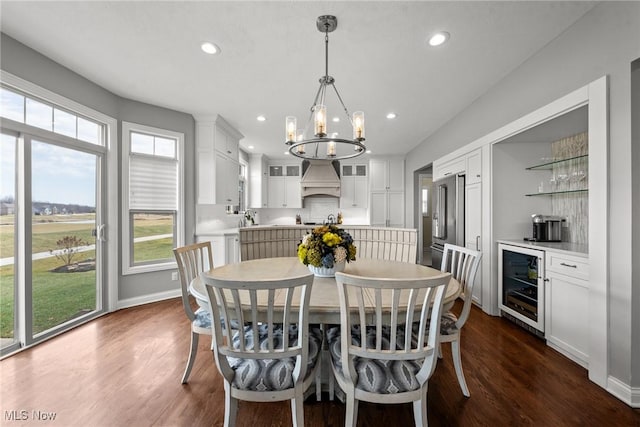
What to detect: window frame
<box><xmin>121</xmin><ymin>121</ymin><xmax>184</xmax><ymax>275</ymax></box>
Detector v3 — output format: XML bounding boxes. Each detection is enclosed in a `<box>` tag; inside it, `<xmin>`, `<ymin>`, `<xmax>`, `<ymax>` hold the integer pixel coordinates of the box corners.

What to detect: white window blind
<box><xmin>129</xmin><ymin>155</ymin><xmax>177</xmax><ymax>210</ymax></box>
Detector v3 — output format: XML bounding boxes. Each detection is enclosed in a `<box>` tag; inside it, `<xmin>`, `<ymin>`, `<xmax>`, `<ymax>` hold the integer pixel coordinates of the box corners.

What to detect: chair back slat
<box><xmin>334</xmin><ymin>271</ymin><xmax>450</xmax><ymax>385</ymax></box>
<box><xmin>173</xmin><ymin>242</ymin><xmax>214</xmax><ymax>321</ymax></box>
<box><xmin>441</xmin><ymin>244</ymin><xmax>482</xmax><ymax>328</ymax></box>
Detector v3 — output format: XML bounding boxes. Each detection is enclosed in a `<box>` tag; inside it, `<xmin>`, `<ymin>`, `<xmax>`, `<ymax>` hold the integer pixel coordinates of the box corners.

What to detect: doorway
<box><xmin>0</xmin><ymin>132</ymin><xmax>106</xmax><ymax>355</ymax></box>
<box><xmin>415</xmin><ymin>165</ymin><xmax>433</xmax><ymax>266</ymax></box>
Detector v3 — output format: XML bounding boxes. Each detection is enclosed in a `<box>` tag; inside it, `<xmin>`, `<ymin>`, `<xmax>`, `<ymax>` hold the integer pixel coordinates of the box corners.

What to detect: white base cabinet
<box><xmin>544</xmin><ymin>251</ymin><xmax>589</xmax><ymax>367</ymax></box>
<box><xmin>197</xmin><ymin>233</ymin><xmax>239</xmax><ymax>268</ymax></box>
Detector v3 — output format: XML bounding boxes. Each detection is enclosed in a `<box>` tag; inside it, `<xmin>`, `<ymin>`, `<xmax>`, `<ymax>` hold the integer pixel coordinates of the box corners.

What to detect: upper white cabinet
<box><xmin>215</xmin><ymin>126</ymin><xmax>239</xmax><ymax>159</ymax></box>
<box><xmin>249</xmin><ymin>154</ymin><xmax>268</xmax><ymax>208</ymax></box>
<box><xmin>370</xmin><ymin>158</ymin><xmax>404</xmax><ymax>192</ymax></box>
<box><xmin>196</xmin><ymin>115</ymin><xmax>244</xmax><ymax>205</ymax></box>
<box><xmin>215</xmin><ymin>151</ymin><xmax>239</xmax><ymax>205</ymax></box>
<box><xmin>340</xmin><ymin>163</ymin><xmax>368</xmax><ymax>208</ymax></box>
<box><xmin>433</xmin><ymin>156</ymin><xmax>465</xmax><ymax>182</ymax></box>
<box><xmin>267</xmin><ymin>163</ymin><xmax>302</xmax><ymax>208</ymax></box>
<box><xmin>466</xmin><ymin>149</ymin><xmax>482</xmax><ymax>184</ymax></box>
<box><xmin>370</xmin><ymin>157</ymin><xmax>404</xmax><ymax>227</ymax></box>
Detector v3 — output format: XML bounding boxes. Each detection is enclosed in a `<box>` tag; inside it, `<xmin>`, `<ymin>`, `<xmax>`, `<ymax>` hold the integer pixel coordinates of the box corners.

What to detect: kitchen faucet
<box><xmin>327</xmin><ymin>214</ymin><xmax>336</xmax><ymax>224</ymax></box>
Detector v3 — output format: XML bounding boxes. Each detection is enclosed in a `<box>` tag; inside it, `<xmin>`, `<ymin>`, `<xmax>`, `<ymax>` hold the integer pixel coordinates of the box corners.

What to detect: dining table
<box><xmin>188</xmin><ymin>256</ymin><xmax>461</xmax><ymax>325</ymax></box>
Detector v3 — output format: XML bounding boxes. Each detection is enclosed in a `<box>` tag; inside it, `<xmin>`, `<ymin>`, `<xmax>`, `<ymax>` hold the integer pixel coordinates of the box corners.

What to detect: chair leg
<box><xmin>451</xmin><ymin>338</ymin><xmax>470</xmax><ymax>397</ymax></box>
<box><xmin>437</xmin><ymin>343</ymin><xmax>443</xmax><ymax>359</ymax></box>
<box><xmin>181</xmin><ymin>330</ymin><xmax>199</xmax><ymax>384</ymax></box>
<box><xmin>413</xmin><ymin>396</ymin><xmax>428</xmax><ymax>427</ymax></box>
<box><xmin>291</xmin><ymin>388</ymin><xmax>305</xmax><ymax>427</ymax></box>
<box><xmin>344</xmin><ymin>396</ymin><xmax>359</xmax><ymax>427</ymax></box>
<box><xmin>223</xmin><ymin>381</ymin><xmax>238</xmax><ymax>427</ymax></box>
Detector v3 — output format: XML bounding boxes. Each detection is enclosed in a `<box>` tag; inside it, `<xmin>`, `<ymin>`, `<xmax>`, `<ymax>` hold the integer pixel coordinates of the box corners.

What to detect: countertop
<box><xmin>196</xmin><ymin>223</ymin><xmax>374</xmax><ymax>235</ymax></box>
<box><xmin>498</xmin><ymin>239</ymin><xmax>588</xmax><ymax>258</ymax></box>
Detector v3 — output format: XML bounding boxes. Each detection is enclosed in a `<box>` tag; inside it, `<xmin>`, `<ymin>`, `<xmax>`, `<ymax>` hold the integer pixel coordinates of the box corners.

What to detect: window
<box><xmin>122</xmin><ymin>122</ymin><xmax>183</xmax><ymax>274</ymax></box>
<box><xmin>239</xmin><ymin>160</ymin><xmax>248</xmax><ymax>212</ymax></box>
<box><xmin>0</xmin><ymin>87</ymin><xmax>103</xmax><ymax>145</ymax></box>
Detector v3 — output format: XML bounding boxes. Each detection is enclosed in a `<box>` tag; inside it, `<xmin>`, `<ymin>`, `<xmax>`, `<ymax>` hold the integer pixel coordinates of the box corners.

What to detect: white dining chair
<box><xmin>439</xmin><ymin>243</ymin><xmax>482</xmax><ymax>397</ymax></box>
<box><xmin>203</xmin><ymin>272</ymin><xmax>321</xmax><ymax>427</ymax></box>
<box><xmin>328</xmin><ymin>270</ymin><xmax>451</xmax><ymax>427</ymax></box>
<box><xmin>173</xmin><ymin>241</ymin><xmax>214</xmax><ymax>384</ymax></box>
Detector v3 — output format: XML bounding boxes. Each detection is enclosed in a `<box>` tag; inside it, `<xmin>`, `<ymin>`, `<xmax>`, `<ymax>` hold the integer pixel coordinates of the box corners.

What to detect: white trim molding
<box><xmin>116</xmin><ymin>289</ymin><xmax>181</xmax><ymax>311</ymax></box>
<box><xmin>607</xmin><ymin>376</ymin><xmax>640</xmax><ymax>408</ymax></box>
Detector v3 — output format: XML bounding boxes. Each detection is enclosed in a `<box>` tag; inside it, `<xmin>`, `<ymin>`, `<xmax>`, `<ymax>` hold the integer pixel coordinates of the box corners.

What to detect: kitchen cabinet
<box><xmin>433</xmin><ymin>156</ymin><xmax>465</xmax><ymax>182</ymax></box>
<box><xmin>196</xmin><ymin>115</ymin><xmax>243</xmax><ymax>205</ymax></box>
<box><xmin>370</xmin><ymin>158</ymin><xmax>404</xmax><ymax>192</ymax></box>
<box><xmin>215</xmin><ymin>151</ymin><xmax>239</xmax><ymax>205</ymax></box>
<box><xmin>196</xmin><ymin>232</ymin><xmax>239</xmax><ymax>267</ymax></box>
<box><xmin>370</xmin><ymin>191</ymin><xmax>404</xmax><ymax>227</ymax></box>
<box><xmin>544</xmin><ymin>250</ymin><xmax>589</xmax><ymax>367</ymax></box>
<box><xmin>267</xmin><ymin>164</ymin><xmax>302</xmax><ymax>208</ymax></box>
<box><xmin>465</xmin><ymin>181</ymin><xmax>482</xmax><ymax>304</ymax></box>
<box><xmin>466</xmin><ymin>149</ymin><xmax>482</xmax><ymax>184</ymax></box>
<box><xmin>340</xmin><ymin>163</ymin><xmax>368</xmax><ymax>208</ymax></box>
<box><xmin>369</xmin><ymin>157</ymin><xmax>404</xmax><ymax>227</ymax></box>
<box><xmin>249</xmin><ymin>154</ymin><xmax>268</xmax><ymax>208</ymax></box>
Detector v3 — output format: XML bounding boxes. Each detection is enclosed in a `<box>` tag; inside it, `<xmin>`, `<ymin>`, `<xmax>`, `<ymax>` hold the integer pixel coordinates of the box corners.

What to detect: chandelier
<box><xmin>285</xmin><ymin>15</ymin><xmax>366</xmax><ymax>160</ymax></box>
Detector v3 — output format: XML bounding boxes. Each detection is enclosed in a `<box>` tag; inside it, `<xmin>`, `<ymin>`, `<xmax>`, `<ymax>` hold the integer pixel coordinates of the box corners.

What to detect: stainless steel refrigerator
<box><xmin>431</xmin><ymin>173</ymin><xmax>465</xmax><ymax>269</ymax></box>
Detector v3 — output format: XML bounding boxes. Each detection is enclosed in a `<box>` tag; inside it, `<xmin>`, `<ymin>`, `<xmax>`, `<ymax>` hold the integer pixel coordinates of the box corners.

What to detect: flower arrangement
<box><xmin>297</xmin><ymin>225</ymin><xmax>356</xmax><ymax>268</ymax></box>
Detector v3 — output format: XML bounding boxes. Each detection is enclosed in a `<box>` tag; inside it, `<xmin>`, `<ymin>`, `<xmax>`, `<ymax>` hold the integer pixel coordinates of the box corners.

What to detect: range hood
<box><xmin>300</xmin><ymin>160</ymin><xmax>341</xmax><ymax>198</ymax></box>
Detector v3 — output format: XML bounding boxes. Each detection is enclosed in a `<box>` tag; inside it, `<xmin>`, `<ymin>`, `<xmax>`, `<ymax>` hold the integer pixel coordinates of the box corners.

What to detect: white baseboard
<box><xmin>117</xmin><ymin>289</ymin><xmax>181</xmax><ymax>310</ymax></box>
<box><xmin>607</xmin><ymin>375</ymin><xmax>640</xmax><ymax>408</ymax></box>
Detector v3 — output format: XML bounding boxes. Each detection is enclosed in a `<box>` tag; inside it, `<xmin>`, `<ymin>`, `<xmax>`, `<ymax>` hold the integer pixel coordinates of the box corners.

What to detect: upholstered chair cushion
<box><xmin>193</xmin><ymin>307</ymin><xmax>212</xmax><ymax>329</ymax></box>
<box><xmin>228</xmin><ymin>324</ymin><xmax>323</xmax><ymax>392</ymax></box>
<box><xmin>438</xmin><ymin>311</ymin><xmax>459</xmax><ymax>335</ymax></box>
<box><xmin>326</xmin><ymin>325</ymin><xmax>425</xmax><ymax>394</ymax></box>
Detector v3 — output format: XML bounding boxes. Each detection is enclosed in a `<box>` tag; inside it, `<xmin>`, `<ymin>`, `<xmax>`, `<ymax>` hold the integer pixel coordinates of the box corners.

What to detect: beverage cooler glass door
<box><xmin>498</xmin><ymin>243</ymin><xmax>545</xmax><ymax>333</ymax></box>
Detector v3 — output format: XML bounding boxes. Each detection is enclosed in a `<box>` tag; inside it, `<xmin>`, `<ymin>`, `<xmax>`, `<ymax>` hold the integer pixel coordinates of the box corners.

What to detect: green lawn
<box><xmin>0</xmin><ymin>252</ymin><xmax>96</xmax><ymax>338</ymax></box>
<box><xmin>0</xmin><ymin>213</ymin><xmax>175</xmax><ymax>339</ymax></box>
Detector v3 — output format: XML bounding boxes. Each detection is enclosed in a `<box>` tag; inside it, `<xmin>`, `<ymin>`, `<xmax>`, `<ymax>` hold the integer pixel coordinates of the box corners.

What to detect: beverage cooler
<box><xmin>498</xmin><ymin>243</ymin><xmax>545</xmax><ymax>334</ymax></box>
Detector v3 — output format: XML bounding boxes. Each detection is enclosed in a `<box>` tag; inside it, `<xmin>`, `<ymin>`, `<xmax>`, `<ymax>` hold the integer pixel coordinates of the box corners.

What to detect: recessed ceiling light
<box><xmin>284</xmin><ymin>151</ymin><xmax>290</xmax><ymax>155</ymax></box>
<box><xmin>386</xmin><ymin>113</ymin><xmax>397</xmax><ymax>119</ymax></box>
<box><xmin>332</xmin><ymin>117</ymin><xmax>340</xmax><ymax>122</ymax></box>
<box><xmin>201</xmin><ymin>42</ymin><xmax>220</xmax><ymax>55</ymax></box>
<box><xmin>428</xmin><ymin>31</ymin><xmax>450</xmax><ymax>47</ymax></box>
<box><xmin>248</xmin><ymin>145</ymin><xmax>255</xmax><ymax>150</ymax></box>
<box><xmin>366</xmin><ymin>150</ymin><xmax>372</xmax><ymax>154</ymax></box>
<box><xmin>257</xmin><ymin>115</ymin><xmax>266</xmax><ymax>122</ymax></box>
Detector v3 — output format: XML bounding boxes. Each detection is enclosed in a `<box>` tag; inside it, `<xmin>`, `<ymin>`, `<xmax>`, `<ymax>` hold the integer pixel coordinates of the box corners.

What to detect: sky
<box><xmin>1</xmin><ymin>88</ymin><xmax>98</xmax><ymax>208</ymax></box>
<box><xmin>1</xmin><ymin>134</ymin><xmax>97</xmax><ymax>208</ymax></box>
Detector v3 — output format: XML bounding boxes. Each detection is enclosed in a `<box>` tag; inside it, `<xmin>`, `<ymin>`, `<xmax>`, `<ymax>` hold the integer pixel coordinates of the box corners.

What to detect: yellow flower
<box><xmin>322</xmin><ymin>232</ymin><xmax>341</xmax><ymax>247</ymax></box>
<box><xmin>297</xmin><ymin>244</ymin><xmax>308</xmax><ymax>263</ymax></box>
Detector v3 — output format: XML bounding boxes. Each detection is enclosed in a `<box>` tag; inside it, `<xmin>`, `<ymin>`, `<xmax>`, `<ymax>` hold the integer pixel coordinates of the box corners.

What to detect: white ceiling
<box><xmin>0</xmin><ymin>1</ymin><xmax>597</xmax><ymax>159</ymax></box>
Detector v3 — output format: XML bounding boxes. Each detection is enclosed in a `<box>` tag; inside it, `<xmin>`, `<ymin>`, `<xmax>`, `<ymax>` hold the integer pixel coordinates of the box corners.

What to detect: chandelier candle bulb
<box><xmin>285</xmin><ymin>116</ymin><xmax>297</xmax><ymax>142</ymax></box>
<box><xmin>327</xmin><ymin>140</ymin><xmax>336</xmax><ymax>157</ymax></box>
<box><xmin>314</xmin><ymin>104</ymin><xmax>327</xmax><ymax>136</ymax></box>
<box><xmin>353</xmin><ymin>111</ymin><xmax>365</xmax><ymax>140</ymax></box>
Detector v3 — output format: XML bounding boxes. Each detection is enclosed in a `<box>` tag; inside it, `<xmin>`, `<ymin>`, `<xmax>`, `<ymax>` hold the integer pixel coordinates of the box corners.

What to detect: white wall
<box><xmin>404</xmin><ymin>2</ymin><xmax>640</xmax><ymax>392</ymax></box>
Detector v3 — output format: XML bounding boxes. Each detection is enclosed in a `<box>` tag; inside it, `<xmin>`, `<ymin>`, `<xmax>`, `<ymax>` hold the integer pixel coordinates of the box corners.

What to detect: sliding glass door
<box><xmin>0</xmin><ymin>132</ymin><xmax>105</xmax><ymax>354</ymax></box>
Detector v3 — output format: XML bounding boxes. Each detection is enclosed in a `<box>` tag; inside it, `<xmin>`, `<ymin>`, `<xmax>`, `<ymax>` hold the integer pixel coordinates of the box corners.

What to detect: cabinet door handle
<box><xmin>444</xmin><ymin>172</ymin><xmax>452</xmax><ymax>176</ymax></box>
<box><xmin>475</xmin><ymin>235</ymin><xmax>480</xmax><ymax>251</ymax></box>
<box><xmin>476</xmin><ymin>174</ymin><xmax>481</xmax><ymax>178</ymax></box>
<box><xmin>560</xmin><ymin>262</ymin><xmax>577</xmax><ymax>268</ymax></box>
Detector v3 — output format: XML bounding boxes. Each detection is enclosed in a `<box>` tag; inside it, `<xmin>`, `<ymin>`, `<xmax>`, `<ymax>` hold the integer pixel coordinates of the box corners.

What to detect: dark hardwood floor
<box><xmin>1</xmin><ymin>298</ymin><xmax>639</xmax><ymax>426</ymax></box>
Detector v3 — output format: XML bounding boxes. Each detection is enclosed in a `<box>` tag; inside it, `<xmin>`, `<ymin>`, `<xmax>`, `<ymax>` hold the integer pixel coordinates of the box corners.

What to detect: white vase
<box><xmin>308</xmin><ymin>261</ymin><xmax>345</xmax><ymax>278</ymax></box>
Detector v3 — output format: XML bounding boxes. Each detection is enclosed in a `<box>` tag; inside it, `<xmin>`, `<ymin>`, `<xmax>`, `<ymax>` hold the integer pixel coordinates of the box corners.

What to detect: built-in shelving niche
<box><xmin>492</xmin><ymin>105</ymin><xmax>588</xmax><ymax>246</ymax></box>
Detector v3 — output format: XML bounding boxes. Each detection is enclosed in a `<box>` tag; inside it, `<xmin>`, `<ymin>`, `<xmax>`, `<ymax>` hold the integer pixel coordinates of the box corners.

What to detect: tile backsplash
<box><xmin>551</xmin><ymin>132</ymin><xmax>588</xmax><ymax>245</ymax></box>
